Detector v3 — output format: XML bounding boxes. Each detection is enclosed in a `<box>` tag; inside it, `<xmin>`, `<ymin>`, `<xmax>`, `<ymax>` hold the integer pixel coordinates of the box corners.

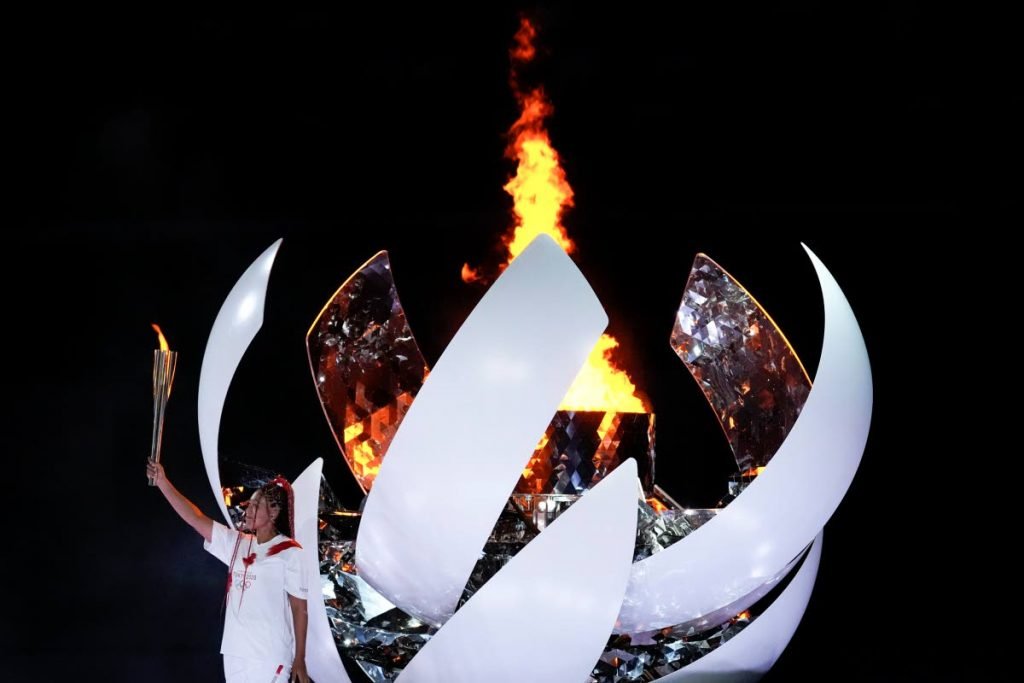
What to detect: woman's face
<box><xmin>244</xmin><ymin>490</ymin><xmax>279</xmax><ymax>533</ymax></box>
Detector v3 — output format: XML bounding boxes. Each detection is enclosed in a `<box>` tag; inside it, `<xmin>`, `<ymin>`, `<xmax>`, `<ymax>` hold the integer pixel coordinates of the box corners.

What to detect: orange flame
<box><xmin>222</xmin><ymin>485</ymin><xmax>245</xmax><ymax>508</ymax></box>
<box><xmin>560</xmin><ymin>335</ymin><xmax>648</xmax><ymax>412</ymax></box>
<box><xmin>461</xmin><ymin>263</ymin><xmax>484</xmax><ymax>284</ymax></box>
<box><xmin>466</xmin><ymin>17</ymin><xmax>645</xmax><ymax>414</ymax></box>
<box><xmin>151</xmin><ymin>323</ymin><xmax>169</xmax><ymax>351</ymax></box>
<box><xmin>503</xmin><ymin>17</ymin><xmax>575</xmax><ymax>262</ymax></box>
<box><xmin>510</xmin><ymin>16</ymin><xmax>537</xmax><ymax>62</ymax></box>
<box><xmin>462</xmin><ymin>16</ymin><xmax>575</xmax><ymax>288</ymax></box>
<box><xmin>646</xmin><ymin>497</ymin><xmax>669</xmax><ymax>513</ymax></box>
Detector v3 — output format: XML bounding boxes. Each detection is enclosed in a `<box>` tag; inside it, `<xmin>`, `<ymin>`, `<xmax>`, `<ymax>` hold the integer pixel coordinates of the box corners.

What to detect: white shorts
<box><xmin>223</xmin><ymin>654</ymin><xmax>291</xmax><ymax>682</ymax></box>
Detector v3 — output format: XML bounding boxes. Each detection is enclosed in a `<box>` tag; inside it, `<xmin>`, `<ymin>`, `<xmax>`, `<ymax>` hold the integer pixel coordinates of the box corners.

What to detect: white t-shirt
<box><xmin>204</xmin><ymin>521</ymin><xmax>308</xmax><ymax>664</ymax></box>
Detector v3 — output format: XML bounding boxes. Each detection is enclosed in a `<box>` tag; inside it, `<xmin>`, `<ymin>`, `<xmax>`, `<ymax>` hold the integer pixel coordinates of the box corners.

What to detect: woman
<box><xmin>147</xmin><ymin>459</ymin><xmax>311</xmax><ymax>683</ymax></box>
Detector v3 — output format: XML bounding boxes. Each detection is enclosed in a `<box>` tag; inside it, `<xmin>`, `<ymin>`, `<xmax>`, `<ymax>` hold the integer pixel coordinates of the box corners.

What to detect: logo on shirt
<box><xmin>231</xmin><ymin>569</ymin><xmax>255</xmax><ymax>591</ymax></box>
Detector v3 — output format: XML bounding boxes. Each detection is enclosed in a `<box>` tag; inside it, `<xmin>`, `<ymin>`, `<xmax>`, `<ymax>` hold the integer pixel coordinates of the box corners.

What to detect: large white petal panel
<box><xmin>617</xmin><ymin>244</ymin><xmax>872</xmax><ymax>631</ymax></box>
<box><xmin>293</xmin><ymin>458</ymin><xmax>352</xmax><ymax>683</ymax></box>
<box><xmin>659</xmin><ymin>551</ymin><xmax>803</xmax><ymax>636</ymax></box>
<box><xmin>356</xmin><ymin>235</ymin><xmax>608</xmax><ymax>626</ymax></box>
<box><xmin>399</xmin><ymin>460</ymin><xmax>640</xmax><ymax>683</ymax></box>
<box><xmin>198</xmin><ymin>239</ymin><xmax>282</xmax><ymax>525</ymax></box>
<box><xmin>662</xmin><ymin>532</ymin><xmax>823</xmax><ymax>682</ymax></box>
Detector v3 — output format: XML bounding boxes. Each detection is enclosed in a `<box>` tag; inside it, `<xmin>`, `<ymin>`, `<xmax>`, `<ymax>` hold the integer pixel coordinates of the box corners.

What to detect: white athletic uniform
<box><xmin>204</xmin><ymin>521</ymin><xmax>308</xmax><ymax>682</ymax></box>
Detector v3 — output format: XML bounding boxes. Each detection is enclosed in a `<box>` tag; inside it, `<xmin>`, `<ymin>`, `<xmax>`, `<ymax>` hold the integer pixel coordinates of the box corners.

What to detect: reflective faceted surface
<box><xmin>317</xmin><ymin>489</ymin><xmax>734</xmax><ymax>682</ymax></box>
<box><xmin>306</xmin><ymin>251</ymin><xmax>429</xmax><ymax>492</ymax></box>
<box><xmin>671</xmin><ymin>254</ymin><xmax>811</xmax><ymax>472</ymax></box>
<box><xmin>517</xmin><ymin>410</ymin><xmax>655</xmax><ymax>495</ymax></box>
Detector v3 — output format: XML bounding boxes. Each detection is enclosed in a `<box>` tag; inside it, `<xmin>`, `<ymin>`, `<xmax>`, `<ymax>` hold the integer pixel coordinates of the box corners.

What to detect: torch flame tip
<box><xmin>151</xmin><ymin>323</ymin><xmax>170</xmax><ymax>351</ymax></box>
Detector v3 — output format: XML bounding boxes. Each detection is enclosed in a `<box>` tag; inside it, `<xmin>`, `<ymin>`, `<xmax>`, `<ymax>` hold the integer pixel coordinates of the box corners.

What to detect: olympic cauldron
<box><xmin>209</xmin><ymin>236</ymin><xmax>870</xmax><ymax>683</ymax></box>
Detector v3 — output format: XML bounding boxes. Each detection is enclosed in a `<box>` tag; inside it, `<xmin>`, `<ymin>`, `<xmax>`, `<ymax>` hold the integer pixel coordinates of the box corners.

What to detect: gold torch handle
<box><xmin>149</xmin><ymin>349</ymin><xmax>178</xmax><ymax>486</ymax></box>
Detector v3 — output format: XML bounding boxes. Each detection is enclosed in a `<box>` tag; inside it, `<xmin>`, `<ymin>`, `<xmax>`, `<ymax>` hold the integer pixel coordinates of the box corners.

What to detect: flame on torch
<box><xmin>152</xmin><ymin>323</ymin><xmax>169</xmax><ymax>351</ymax></box>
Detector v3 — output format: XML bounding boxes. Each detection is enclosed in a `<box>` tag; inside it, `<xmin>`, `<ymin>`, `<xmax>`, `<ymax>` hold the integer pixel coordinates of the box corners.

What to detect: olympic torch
<box><xmin>149</xmin><ymin>324</ymin><xmax>178</xmax><ymax>486</ymax></box>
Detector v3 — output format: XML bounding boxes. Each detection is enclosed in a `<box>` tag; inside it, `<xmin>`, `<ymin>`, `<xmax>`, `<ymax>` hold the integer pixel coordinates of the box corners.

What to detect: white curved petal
<box><xmin>356</xmin><ymin>235</ymin><xmax>607</xmax><ymax>626</ymax></box>
<box><xmin>664</xmin><ymin>551</ymin><xmax>802</xmax><ymax>636</ymax></box>
<box><xmin>198</xmin><ymin>239</ymin><xmax>282</xmax><ymax>525</ymax></box>
<box><xmin>399</xmin><ymin>460</ymin><xmax>640</xmax><ymax>683</ymax></box>
<box><xmin>662</xmin><ymin>532</ymin><xmax>823</xmax><ymax>682</ymax></box>
<box><xmin>617</xmin><ymin>244</ymin><xmax>872</xmax><ymax>631</ymax></box>
<box><xmin>293</xmin><ymin>458</ymin><xmax>352</xmax><ymax>683</ymax></box>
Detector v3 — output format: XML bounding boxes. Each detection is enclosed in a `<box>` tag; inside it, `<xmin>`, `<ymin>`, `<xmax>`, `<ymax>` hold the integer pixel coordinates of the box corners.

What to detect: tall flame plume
<box><xmin>503</xmin><ymin>16</ymin><xmax>575</xmax><ymax>262</ymax></box>
<box><xmin>466</xmin><ymin>16</ymin><xmax>647</xmax><ymax>413</ymax></box>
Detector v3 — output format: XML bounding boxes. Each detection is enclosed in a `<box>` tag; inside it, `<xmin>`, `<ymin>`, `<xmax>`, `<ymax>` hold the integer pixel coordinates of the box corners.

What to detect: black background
<box><xmin>5</xmin><ymin>4</ymin><xmax>1013</xmax><ymax>681</ymax></box>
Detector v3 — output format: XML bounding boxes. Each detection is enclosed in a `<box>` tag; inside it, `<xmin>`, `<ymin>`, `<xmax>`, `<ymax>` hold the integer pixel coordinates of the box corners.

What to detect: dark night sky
<box><xmin>5</xmin><ymin>4</ymin><xmax>1014</xmax><ymax>681</ymax></box>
